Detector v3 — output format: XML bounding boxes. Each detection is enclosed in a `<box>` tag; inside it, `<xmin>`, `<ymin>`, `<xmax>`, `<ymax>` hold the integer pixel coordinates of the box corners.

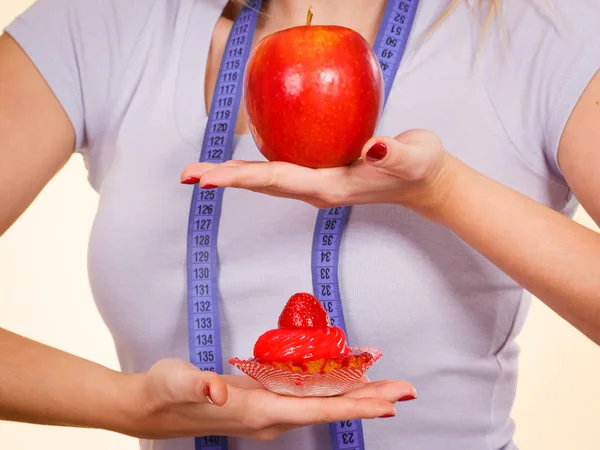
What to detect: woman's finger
<box><xmin>224</xmin><ymin>159</ymin><xmax>251</xmax><ymax>166</ymax></box>
<box><xmin>179</xmin><ymin>162</ymin><xmax>222</xmax><ymax>182</ymax></box>
<box><xmin>185</xmin><ymin>160</ymin><xmax>349</xmax><ymax>197</ymax></box>
<box><xmin>220</xmin><ymin>374</ymin><xmax>265</xmax><ymax>390</ymax></box>
<box><xmin>341</xmin><ymin>380</ymin><xmax>417</xmax><ymax>403</ymax></box>
<box><xmin>154</xmin><ymin>359</ymin><xmax>229</xmax><ymax>406</ymax></box>
<box><xmin>262</xmin><ymin>394</ymin><xmax>396</xmax><ymax>426</ymax></box>
<box><xmin>206</xmin><ymin>161</ymin><xmax>322</xmax><ymax>193</ymax></box>
<box><xmin>361</xmin><ymin>131</ymin><xmax>444</xmax><ymax>181</ymax></box>
<box><xmin>253</xmin><ymin>188</ymin><xmax>330</xmax><ymax>208</ymax></box>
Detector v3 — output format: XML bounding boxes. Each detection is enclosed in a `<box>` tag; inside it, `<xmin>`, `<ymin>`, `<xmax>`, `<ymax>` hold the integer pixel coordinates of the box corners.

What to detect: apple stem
<box><xmin>306</xmin><ymin>6</ymin><xmax>313</xmax><ymax>26</ymax></box>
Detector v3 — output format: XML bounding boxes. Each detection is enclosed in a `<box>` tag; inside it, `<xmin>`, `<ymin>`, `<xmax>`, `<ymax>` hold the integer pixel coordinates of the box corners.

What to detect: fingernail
<box><xmin>201</xmin><ymin>184</ymin><xmax>218</xmax><ymax>189</ymax></box>
<box><xmin>181</xmin><ymin>176</ymin><xmax>200</xmax><ymax>185</ymax></box>
<box><xmin>203</xmin><ymin>385</ymin><xmax>214</xmax><ymax>404</ymax></box>
<box><xmin>378</xmin><ymin>413</ymin><xmax>396</xmax><ymax>418</ymax></box>
<box><xmin>397</xmin><ymin>394</ymin><xmax>417</xmax><ymax>402</ymax></box>
<box><xmin>366</xmin><ymin>142</ymin><xmax>387</xmax><ymax>162</ymax></box>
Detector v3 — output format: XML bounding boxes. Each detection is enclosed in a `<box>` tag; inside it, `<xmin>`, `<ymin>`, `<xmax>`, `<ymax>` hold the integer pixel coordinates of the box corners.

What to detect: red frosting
<box><xmin>254</xmin><ymin>326</ymin><xmax>352</xmax><ymax>362</ymax></box>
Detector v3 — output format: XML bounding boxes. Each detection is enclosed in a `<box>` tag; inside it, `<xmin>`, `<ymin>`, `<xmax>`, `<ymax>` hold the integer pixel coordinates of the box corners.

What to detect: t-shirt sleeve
<box><xmin>3</xmin><ymin>0</ymin><xmax>156</xmax><ymax>151</ymax></box>
<box><xmin>479</xmin><ymin>0</ymin><xmax>600</xmax><ymax>182</ymax></box>
<box><xmin>543</xmin><ymin>30</ymin><xmax>600</xmax><ymax>178</ymax></box>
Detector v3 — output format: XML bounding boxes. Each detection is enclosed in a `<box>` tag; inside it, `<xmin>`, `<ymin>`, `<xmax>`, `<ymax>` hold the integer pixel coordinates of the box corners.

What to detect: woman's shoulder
<box><xmin>2</xmin><ymin>0</ymin><xmax>203</xmax><ymax>151</ymax></box>
<box><xmin>506</xmin><ymin>0</ymin><xmax>599</xmax><ymax>48</ymax></box>
<box><xmin>6</xmin><ymin>0</ymin><xmax>210</xmax><ymax>39</ymax></box>
<box><xmin>475</xmin><ymin>0</ymin><xmax>600</xmax><ymax>63</ymax></box>
<box><xmin>474</xmin><ymin>0</ymin><xmax>600</xmax><ymax>183</ymax></box>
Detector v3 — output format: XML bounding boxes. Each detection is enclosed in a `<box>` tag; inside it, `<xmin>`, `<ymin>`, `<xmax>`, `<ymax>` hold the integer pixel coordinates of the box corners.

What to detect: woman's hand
<box><xmin>180</xmin><ymin>130</ymin><xmax>457</xmax><ymax>219</ymax></box>
<box><xmin>0</xmin><ymin>330</ymin><xmax>414</xmax><ymax>442</ymax></box>
<box><xmin>125</xmin><ymin>359</ymin><xmax>416</xmax><ymax>441</ymax></box>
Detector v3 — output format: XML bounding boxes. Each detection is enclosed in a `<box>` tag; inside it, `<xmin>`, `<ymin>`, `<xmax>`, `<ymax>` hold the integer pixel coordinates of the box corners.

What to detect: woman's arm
<box><xmin>435</xmin><ymin>161</ymin><xmax>600</xmax><ymax>341</ymax></box>
<box><xmin>0</xmin><ymin>31</ymin><xmax>137</xmax><ymax>433</ymax></box>
<box><xmin>0</xmin><ymin>325</ymin><xmax>412</xmax><ymax>439</ymax></box>
<box><xmin>431</xmin><ymin>70</ymin><xmax>600</xmax><ymax>343</ymax></box>
<box><xmin>434</xmin><ymin>70</ymin><xmax>600</xmax><ymax>344</ymax></box>
<box><xmin>0</xmin><ymin>328</ymin><xmax>138</xmax><ymax>432</ymax></box>
<box><xmin>0</xmin><ymin>33</ymin><xmax>74</xmax><ymax>235</ymax></box>
<box><xmin>431</xmin><ymin>76</ymin><xmax>599</xmax><ymax>344</ymax></box>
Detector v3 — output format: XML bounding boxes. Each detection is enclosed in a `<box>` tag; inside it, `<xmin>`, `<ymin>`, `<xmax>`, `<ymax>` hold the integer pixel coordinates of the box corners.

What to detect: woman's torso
<box><xmin>56</xmin><ymin>0</ymin><xmax>595</xmax><ymax>448</ymax></box>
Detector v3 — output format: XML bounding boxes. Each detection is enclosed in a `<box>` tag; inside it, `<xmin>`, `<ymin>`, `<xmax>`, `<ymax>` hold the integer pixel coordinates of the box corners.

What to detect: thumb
<box><xmin>156</xmin><ymin>359</ymin><xmax>229</xmax><ymax>407</ymax></box>
<box><xmin>361</xmin><ymin>130</ymin><xmax>443</xmax><ymax>181</ymax></box>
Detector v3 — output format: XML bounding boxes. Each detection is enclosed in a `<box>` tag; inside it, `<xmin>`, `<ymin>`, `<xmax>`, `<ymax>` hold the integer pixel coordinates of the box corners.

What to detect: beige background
<box><xmin>1</xmin><ymin>0</ymin><xmax>600</xmax><ymax>449</ymax></box>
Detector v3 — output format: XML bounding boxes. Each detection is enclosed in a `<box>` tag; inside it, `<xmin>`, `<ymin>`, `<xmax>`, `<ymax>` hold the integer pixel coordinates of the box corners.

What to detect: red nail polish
<box><xmin>203</xmin><ymin>385</ymin><xmax>214</xmax><ymax>404</ymax></box>
<box><xmin>201</xmin><ymin>184</ymin><xmax>218</xmax><ymax>189</ymax></box>
<box><xmin>397</xmin><ymin>394</ymin><xmax>417</xmax><ymax>402</ymax></box>
<box><xmin>378</xmin><ymin>413</ymin><xmax>395</xmax><ymax>418</ymax></box>
<box><xmin>181</xmin><ymin>176</ymin><xmax>200</xmax><ymax>185</ymax></box>
<box><xmin>366</xmin><ymin>142</ymin><xmax>387</xmax><ymax>162</ymax></box>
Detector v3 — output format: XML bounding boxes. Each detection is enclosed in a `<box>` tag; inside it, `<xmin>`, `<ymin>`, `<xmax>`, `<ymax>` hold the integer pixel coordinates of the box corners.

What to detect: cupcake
<box><xmin>229</xmin><ymin>292</ymin><xmax>382</xmax><ymax>397</ymax></box>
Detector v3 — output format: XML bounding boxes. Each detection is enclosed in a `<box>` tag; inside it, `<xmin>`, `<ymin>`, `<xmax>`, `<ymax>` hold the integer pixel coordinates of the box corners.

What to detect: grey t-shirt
<box><xmin>5</xmin><ymin>0</ymin><xmax>600</xmax><ymax>449</ymax></box>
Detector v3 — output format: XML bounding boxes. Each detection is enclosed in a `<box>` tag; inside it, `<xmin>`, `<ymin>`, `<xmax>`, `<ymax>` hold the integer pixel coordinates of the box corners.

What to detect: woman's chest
<box><xmin>83</xmin><ymin>0</ymin><xmax>572</xmax><ymax>349</ymax></box>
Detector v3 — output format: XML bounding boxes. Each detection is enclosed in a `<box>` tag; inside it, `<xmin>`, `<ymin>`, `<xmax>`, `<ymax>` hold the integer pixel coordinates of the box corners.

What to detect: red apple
<box><xmin>243</xmin><ymin>10</ymin><xmax>384</xmax><ymax>168</ymax></box>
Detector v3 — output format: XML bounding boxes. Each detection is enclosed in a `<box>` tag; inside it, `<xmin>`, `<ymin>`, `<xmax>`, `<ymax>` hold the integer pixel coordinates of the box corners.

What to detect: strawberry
<box><xmin>278</xmin><ymin>292</ymin><xmax>331</xmax><ymax>329</ymax></box>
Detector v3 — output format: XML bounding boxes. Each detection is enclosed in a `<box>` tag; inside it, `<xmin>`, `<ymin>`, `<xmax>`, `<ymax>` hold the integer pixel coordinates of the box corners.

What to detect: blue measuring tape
<box><xmin>311</xmin><ymin>1</ymin><xmax>418</xmax><ymax>448</ymax></box>
<box><xmin>185</xmin><ymin>2</ymin><xmax>262</xmax><ymax>450</ymax></box>
<box><xmin>186</xmin><ymin>1</ymin><xmax>419</xmax><ymax>449</ymax></box>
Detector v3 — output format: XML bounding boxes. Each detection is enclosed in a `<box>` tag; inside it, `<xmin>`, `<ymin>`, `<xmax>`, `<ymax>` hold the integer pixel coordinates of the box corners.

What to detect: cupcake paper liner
<box><xmin>229</xmin><ymin>347</ymin><xmax>382</xmax><ymax>397</ymax></box>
